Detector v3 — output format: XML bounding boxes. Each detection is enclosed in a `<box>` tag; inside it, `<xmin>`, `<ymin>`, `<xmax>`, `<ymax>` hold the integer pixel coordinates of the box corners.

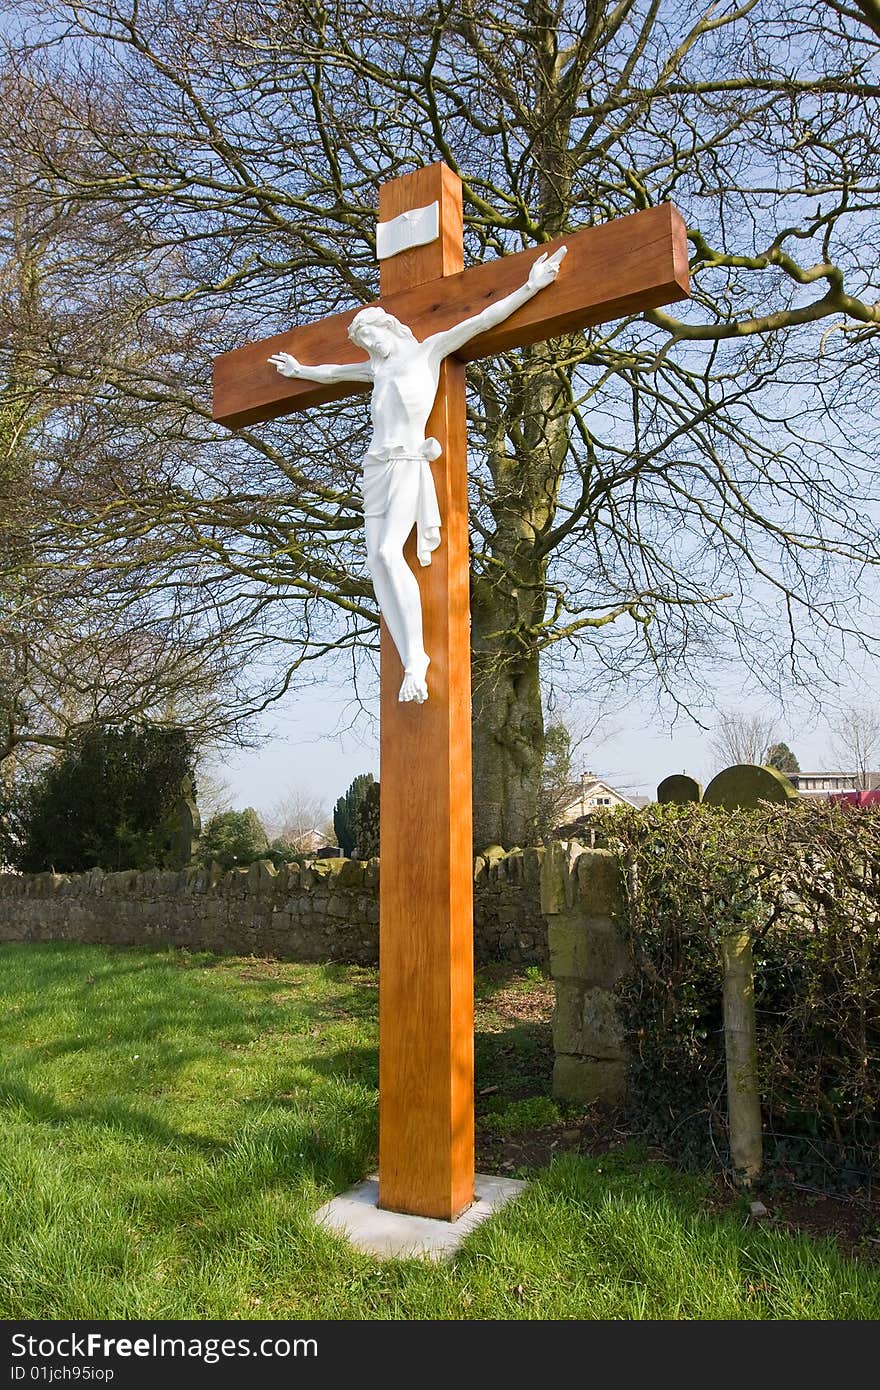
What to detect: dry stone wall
<box><xmin>0</xmin><ymin>847</ymin><xmax>547</xmax><ymax>966</ymax></box>
<box><xmin>0</xmin><ymin>839</ymin><xmax>629</xmax><ymax>1105</ymax></box>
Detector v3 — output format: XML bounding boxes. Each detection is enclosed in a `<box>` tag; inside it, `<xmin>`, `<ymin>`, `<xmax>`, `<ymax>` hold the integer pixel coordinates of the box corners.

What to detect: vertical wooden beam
<box><xmin>377</xmin><ymin>163</ymin><xmax>475</xmax><ymax>1220</ymax></box>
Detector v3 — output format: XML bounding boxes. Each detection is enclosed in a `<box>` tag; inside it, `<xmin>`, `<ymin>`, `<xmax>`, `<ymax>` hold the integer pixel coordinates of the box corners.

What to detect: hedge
<box><xmin>593</xmin><ymin>800</ymin><xmax>879</xmax><ymax>1186</ymax></box>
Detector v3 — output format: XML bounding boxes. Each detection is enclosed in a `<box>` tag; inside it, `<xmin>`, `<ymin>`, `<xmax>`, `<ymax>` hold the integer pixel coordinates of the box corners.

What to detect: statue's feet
<box><xmin>399</xmin><ymin>655</ymin><xmax>429</xmax><ymax>704</ymax></box>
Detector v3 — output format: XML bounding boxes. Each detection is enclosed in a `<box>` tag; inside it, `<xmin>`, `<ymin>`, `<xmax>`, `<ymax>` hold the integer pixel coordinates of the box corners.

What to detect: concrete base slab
<box><xmin>315</xmin><ymin>1173</ymin><xmax>527</xmax><ymax>1261</ymax></box>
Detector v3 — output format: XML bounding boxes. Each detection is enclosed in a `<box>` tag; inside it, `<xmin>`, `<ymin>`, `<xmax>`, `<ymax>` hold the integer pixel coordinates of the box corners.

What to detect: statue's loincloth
<box><xmin>361</xmin><ymin>437</ymin><xmax>442</xmax><ymax>568</ymax></box>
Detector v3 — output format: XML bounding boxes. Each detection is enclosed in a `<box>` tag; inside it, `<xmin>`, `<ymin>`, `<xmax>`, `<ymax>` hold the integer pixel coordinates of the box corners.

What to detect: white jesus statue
<box><xmin>269</xmin><ymin>245</ymin><xmax>566</xmax><ymax>704</ymax></box>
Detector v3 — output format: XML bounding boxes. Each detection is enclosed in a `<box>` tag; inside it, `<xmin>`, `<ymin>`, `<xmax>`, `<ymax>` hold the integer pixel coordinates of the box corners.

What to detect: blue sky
<box><xmin>216</xmin><ymin>669</ymin><xmax>849</xmax><ymax>824</ymax></box>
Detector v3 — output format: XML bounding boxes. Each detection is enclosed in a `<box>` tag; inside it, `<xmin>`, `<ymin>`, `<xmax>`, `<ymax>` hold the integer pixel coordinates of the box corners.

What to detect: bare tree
<box><xmin>711</xmin><ymin>711</ymin><xmax>779</xmax><ymax>772</ymax></box>
<box><xmin>827</xmin><ymin>705</ymin><xmax>880</xmax><ymax>787</ymax></box>
<box><xmin>265</xmin><ymin>787</ymin><xmax>333</xmax><ymax>851</ymax></box>
<box><xmin>193</xmin><ymin>763</ymin><xmax>234</xmax><ymax>821</ymax></box>
<box><xmin>0</xmin><ymin>129</ymin><xmax>257</xmax><ymax>769</ymax></box>
<box><xmin>822</xmin><ymin>0</ymin><xmax>880</xmax><ymax>40</ymax></box>
<box><xmin>535</xmin><ymin>702</ymin><xmax>623</xmax><ymax>835</ymax></box>
<box><xmin>2</xmin><ymin>1</ymin><xmax>880</xmax><ymax>845</ymax></box>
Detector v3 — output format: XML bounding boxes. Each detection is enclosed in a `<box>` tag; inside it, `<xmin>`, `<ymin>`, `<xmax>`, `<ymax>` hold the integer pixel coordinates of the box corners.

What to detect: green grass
<box><xmin>482</xmin><ymin>1096</ymin><xmax>561</xmax><ymax>1133</ymax></box>
<box><xmin>0</xmin><ymin>942</ymin><xmax>877</xmax><ymax>1320</ymax></box>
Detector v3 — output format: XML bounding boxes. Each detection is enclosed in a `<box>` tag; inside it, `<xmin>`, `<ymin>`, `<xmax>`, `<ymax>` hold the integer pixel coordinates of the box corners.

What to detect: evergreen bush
<box><xmin>333</xmin><ymin>773</ymin><xmax>374</xmax><ymax>857</ymax></box>
<box><xmin>354</xmin><ymin>780</ymin><xmax>380</xmax><ymax>859</ymax></box>
<box><xmin>196</xmin><ymin>808</ymin><xmax>268</xmax><ymax>869</ymax></box>
<box><xmin>12</xmin><ymin>725</ymin><xmax>194</xmax><ymax>873</ymax></box>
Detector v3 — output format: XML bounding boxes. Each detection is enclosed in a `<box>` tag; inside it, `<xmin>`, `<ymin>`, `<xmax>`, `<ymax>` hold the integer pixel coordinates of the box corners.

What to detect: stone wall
<box><xmin>473</xmin><ymin>844</ymin><xmax>545</xmax><ymax>962</ymax></box>
<box><xmin>0</xmin><ymin>840</ymin><xmax>628</xmax><ymax>1104</ymax></box>
<box><xmin>540</xmin><ymin>841</ymin><xmax>628</xmax><ymax>1104</ymax></box>
<box><xmin>0</xmin><ymin>845</ymin><xmax>547</xmax><ymax>966</ymax></box>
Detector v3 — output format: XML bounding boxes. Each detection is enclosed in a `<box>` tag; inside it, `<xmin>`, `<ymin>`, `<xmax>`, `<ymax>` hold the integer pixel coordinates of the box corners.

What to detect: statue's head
<box><xmin>348</xmin><ymin>306</ymin><xmax>416</xmax><ymax>358</ymax></box>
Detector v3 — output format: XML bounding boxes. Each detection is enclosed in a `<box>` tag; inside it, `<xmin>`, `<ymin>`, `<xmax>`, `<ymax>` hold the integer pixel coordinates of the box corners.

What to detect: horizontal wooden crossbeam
<box><xmin>212</xmin><ymin>203</ymin><xmax>689</xmax><ymax>429</ymax></box>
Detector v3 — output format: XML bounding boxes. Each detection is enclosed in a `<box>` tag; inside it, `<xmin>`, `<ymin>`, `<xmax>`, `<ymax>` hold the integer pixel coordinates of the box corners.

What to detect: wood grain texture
<box><xmin>377</xmin><ymin>161</ymin><xmax>463</xmax><ymax>288</ymax></box>
<box><xmin>376</xmin><ymin>164</ymin><xmax>474</xmax><ymax>1221</ymax></box>
<box><xmin>212</xmin><ymin>202</ymin><xmax>689</xmax><ymax>428</ymax></box>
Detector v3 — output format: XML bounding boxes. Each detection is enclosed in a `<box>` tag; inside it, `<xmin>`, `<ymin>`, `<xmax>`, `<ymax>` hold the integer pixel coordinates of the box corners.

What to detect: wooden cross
<box><xmin>213</xmin><ymin>163</ymin><xmax>689</xmax><ymax>1221</ymax></box>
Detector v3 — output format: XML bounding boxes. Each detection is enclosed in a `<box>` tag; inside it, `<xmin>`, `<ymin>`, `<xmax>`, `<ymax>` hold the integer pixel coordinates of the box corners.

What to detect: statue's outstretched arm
<box><xmin>268</xmin><ymin>352</ymin><xmax>373</xmax><ymax>384</ymax></box>
<box><xmin>422</xmin><ymin>246</ymin><xmax>567</xmax><ymax>362</ymax></box>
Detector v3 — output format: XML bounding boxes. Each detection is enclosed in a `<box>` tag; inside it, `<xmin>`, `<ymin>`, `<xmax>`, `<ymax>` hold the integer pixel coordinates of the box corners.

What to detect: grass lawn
<box><xmin>0</xmin><ymin>942</ymin><xmax>877</xmax><ymax>1320</ymax></box>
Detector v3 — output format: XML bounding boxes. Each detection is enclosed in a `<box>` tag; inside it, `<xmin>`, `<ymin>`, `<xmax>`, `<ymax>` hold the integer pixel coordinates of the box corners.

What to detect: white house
<box><xmin>556</xmin><ymin>773</ymin><xmax>647</xmax><ymax>823</ymax></box>
<box><xmin>787</xmin><ymin>771</ymin><xmax>880</xmax><ymax>795</ymax></box>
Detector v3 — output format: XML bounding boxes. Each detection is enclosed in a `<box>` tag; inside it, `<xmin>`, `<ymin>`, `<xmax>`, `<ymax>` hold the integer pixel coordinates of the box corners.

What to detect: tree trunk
<box><xmin>467</xmin><ymin>3</ymin><xmax>579</xmax><ymax>848</ymax></box>
<box><xmin>470</xmin><ymin>615</ymin><xmax>545</xmax><ymax>850</ymax></box>
<box><xmin>469</xmin><ymin>348</ymin><xmax>574</xmax><ymax>848</ymax></box>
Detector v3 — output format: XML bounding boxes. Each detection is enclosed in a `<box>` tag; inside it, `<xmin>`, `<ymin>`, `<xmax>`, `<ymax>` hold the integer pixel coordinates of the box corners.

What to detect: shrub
<box><xmin>196</xmin><ymin>808</ymin><xmax>268</xmax><ymax>869</ymax></box>
<box><xmin>593</xmin><ymin>800</ymin><xmax>880</xmax><ymax>1184</ymax></box>
<box><xmin>333</xmin><ymin>773</ymin><xmax>375</xmax><ymax>857</ymax></box>
<box><xmin>354</xmin><ymin>780</ymin><xmax>380</xmax><ymax>859</ymax></box>
<box><xmin>13</xmin><ymin>725</ymin><xmax>195</xmax><ymax>873</ymax></box>
<box><xmin>265</xmin><ymin>837</ymin><xmax>298</xmax><ymax>866</ymax></box>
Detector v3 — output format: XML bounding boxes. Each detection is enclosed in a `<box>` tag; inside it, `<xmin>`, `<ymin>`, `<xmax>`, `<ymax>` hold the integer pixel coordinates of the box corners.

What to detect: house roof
<box><xmin>556</xmin><ymin>776</ymin><xmax>643</xmax><ymax>819</ymax></box>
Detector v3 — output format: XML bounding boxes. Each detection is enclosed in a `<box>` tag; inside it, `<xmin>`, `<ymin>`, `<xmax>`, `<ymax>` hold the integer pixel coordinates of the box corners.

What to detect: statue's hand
<box><xmin>527</xmin><ymin>245</ymin><xmax>567</xmax><ymax>292</ymax></box>
<box><xmin>268</xmin><ymin>351</ymin><xmax>303</xmax><ymax>377</ymax></box>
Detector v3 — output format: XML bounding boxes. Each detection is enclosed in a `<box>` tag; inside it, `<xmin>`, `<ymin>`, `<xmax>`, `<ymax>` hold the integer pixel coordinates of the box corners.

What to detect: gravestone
<box><xmin>657</xmin><ymin>773</ymin><xmax>702</xmax><ymax>804</ymax></box>
<box><xmin>703</xmin><ymin>764</ymin><xmax>798</xmax><ymax>810</ymax></box>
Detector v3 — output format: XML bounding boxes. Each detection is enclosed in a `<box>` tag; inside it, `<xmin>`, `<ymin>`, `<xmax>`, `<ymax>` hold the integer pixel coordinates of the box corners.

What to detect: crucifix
<box><xmin>213</xmin><ymin>163</ymin><xmax>689</xmax><ymax>1222</ymax></box>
